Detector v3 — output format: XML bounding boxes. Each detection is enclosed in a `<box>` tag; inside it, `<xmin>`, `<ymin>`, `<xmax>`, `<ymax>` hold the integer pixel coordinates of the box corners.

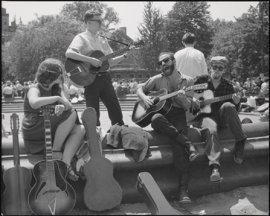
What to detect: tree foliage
<box><xmin>60</xmin><ymin>1</ymin><xmax>119</xmax><ymax>29</ymax></box>
<box><xmin>210</xmin><ymin>2</ymin><xmax>269</xmax><ymax>81</ymax></box>
<box><xmin>3</xmin><ymin>16</ymin><xmax>81</xmax><ymax>81</ymax></box>
<box><xmin>138</xmin><ymin>2</ymin><xmax>168</xmax><ymax>73</ymax></box>
<box><xmin>165</xmin><ymin>1</ymin><xmax>214</xmax><ymax>57</ymax></box>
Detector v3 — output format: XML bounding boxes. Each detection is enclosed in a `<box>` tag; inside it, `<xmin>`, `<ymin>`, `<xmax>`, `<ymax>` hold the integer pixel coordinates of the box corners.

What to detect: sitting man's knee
<box><xmin>221</xmin><ymin>102</ymin><xmax>235</xmax><ymax>112</ymax></box>
<box><xmin>151</xmin><ymin>113</ymin><xmax>164</xmax><ymax>127</ymax></box>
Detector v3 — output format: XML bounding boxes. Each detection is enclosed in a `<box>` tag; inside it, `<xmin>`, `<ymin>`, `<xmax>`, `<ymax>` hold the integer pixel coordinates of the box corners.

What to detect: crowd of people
<box><xmin>1</xmin><ymin>10</ymin><xmax>269</xmax><ymax>207</ymax></box>
<box><xmin>2</xmin><ymin>74</ymin><xmax>268</xmax><ymax>103</ymax></box>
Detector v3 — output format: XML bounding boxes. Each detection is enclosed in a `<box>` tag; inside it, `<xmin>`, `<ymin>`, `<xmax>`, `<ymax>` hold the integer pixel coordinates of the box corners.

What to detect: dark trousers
<box><xmin>151</xmin><ymin>107</ymin><xmax>190</xmax><ymax>187</ymax></box>
<box><xmin>84</xmin><ymin>74</ymin><xmax>124</xmax><ymax>126</ymax></box>
<box><xmin>193</xmin><ymin>102</ymin><xmax>247</xmax><ymax>166</ymax></box>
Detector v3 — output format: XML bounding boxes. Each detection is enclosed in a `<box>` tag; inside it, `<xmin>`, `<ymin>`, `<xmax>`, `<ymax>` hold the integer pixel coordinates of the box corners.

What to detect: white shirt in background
<box><xmin>174</xmin><ymin>47</ymin><xmax>208</xmax><ymax>78</ymax></box>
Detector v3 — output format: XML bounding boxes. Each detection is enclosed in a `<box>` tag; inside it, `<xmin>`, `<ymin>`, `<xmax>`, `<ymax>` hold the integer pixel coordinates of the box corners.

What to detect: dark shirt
<box><xmin>194</xmin><ymin>75</ymin><xmax>237</xmax><ymax>115</ymax></box>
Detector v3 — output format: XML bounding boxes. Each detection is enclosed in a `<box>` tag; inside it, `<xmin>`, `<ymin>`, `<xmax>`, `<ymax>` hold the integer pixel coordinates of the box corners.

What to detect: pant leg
<box><xmin>200</xmin><ymin>117</ymin><xmax>221</xmax><ymax>166</ymax></box>
<box><xmin>151</xmin><ymin>109</ymin><xmax>190</xmax><ymax>179</ymax></box>
<box><xmin>150</xmin><ymin>107</ymin><xmax>187</xmax><ymax>137</ymax></box>
<box><xmin>218</xmin><ymin>102</ymin><xmax>247</xmax><ymax>142</ymax></box>
<box><xmin>84</xmin><ymin>78</ymin><xmax>102</xmax><ymax>126</ymax></box>
<box><xmin>99</xmin><ymin>74</ymin><xmax>124</xmax><ymax>126</ymax></box>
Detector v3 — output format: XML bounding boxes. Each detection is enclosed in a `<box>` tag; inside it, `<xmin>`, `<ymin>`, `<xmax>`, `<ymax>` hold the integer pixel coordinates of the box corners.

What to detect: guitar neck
<box><xmin>158</xmin><ymin>84</ymin><xmax>207</xmax><ymax>102</ymax></box>
<box><xmin>10</xmin><ymin>113</ymin><xmax>20</xmax><ymax>167</ymax></box>
<box><xmin>86</xmin><ymin>126</ymin><xmax>103</xmax><ymax>157</ymax></box>
<box><xmin>201</xmin><ymin>94</ymin><xmax>233</xmax><ymax>106</ymax></box>
<box><xmin>159</xmin><ymin>91</ymin><xmax>179</xmax><ymax>101</ymax></box>
<box><xmin>12</xmin><ymin>129</ymin><xmax>20</xmax><ymax>166</ymax></box>
<box><xmin>99</xmin><ymin>47</ymin><xmax>129</xmax><ymax>62</ymax></box>
<box><xmin>44</xmin><ymin>119</ymin><xmax>53</xmax><ymax>161</ymax></box>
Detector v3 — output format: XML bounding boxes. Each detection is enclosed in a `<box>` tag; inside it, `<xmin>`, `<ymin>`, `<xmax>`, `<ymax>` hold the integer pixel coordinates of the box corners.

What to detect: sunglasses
<box><xmin>158</xmin><ymin>57</ymin><xmax>172</xmax><ymax>66</ymax></box>
<box><xmin>89</xmin><ymin>19</ymin><xmax>102</xmax><ymax>25</ymax></box>
<box><xmin>211</xmin><ymin>65</ymin><xmax>225</xmax><ymax>71</ymax></box>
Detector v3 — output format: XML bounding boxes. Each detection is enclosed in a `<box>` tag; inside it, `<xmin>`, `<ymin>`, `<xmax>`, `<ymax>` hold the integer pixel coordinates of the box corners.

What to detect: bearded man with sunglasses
<box><xmin>65</xmin><ymin>10</ymin><xmax>131</xmax><ymax>128</ymax></box>
<box><xmin>191</xmin><ymin>56</ymin><xmax>247</xmax><ymax>182</ymax></box>
<box><xmin>136</xmin><ymin>52</ymin><xmax>200</xmax><ymax>203</ymax></box>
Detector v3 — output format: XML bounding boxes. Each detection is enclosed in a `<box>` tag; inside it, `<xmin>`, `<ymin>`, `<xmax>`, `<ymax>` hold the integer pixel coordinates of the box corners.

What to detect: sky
<box><xmin>2</xmin><ymin>1</ymin><xmax>259</xmax><ymax>40</ymax></box>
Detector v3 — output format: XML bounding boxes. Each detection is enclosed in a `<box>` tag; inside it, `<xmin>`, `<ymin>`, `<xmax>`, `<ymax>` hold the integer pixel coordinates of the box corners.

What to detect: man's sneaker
<box><xmin>210</xmin><ymin>164</ymin><xmax>221</xmax><ymax>182</ymax></box>
<box><xmin>189</xmin><ymin>144</ymin><xmax>200</xmax><ymax>162</ymax></box>
<box><xmin>234</xmin><ymin>138</ymin><xmax>246</xmax><ymax>164</ymax></box>
<box><xmin>178</xmin><ymin>189</ymin><xmax>192</xmax><ymax>204</ymax></box>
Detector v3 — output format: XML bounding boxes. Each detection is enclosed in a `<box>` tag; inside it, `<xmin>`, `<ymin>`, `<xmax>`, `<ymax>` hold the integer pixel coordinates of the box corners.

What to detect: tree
<box><xmin>3</xmin><ymin>16</ymin><xmax>81</xmax><ymax>82</ymax></box>
<box><xmin>60</xmin><ymin>1</ymin><xmax>119</xmax><ymax>29</ymax></box>
<box><xmin>165</xmin><ymin>1</ymin><xmax>214</xmax><ymax>58</ymax></box>
<box><xmin>138</xmin><ymin>2</ymin><xmax>168</xmax><ymax>74</ymax></box>
<box><xmin>210</xmin><ymin>2</ymin><xmax>269</xmax><ymax>80</ymax></box>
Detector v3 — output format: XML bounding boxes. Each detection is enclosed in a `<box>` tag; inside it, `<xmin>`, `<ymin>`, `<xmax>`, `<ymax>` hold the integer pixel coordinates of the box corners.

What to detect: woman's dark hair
<box><xmin>35</xmin><ymin>58</ymin><xmax>64</xmax><ymax>95</ymax></box>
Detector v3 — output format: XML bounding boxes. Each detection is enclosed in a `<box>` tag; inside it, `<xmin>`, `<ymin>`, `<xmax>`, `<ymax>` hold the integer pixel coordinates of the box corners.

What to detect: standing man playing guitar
<box><xmin>191</xmin><ymin>56</ymin><xmax>247</xmax><ymax>182</ymax></box>
<box><xmin>65</xmin><ymin>10</ymin><xmax>132</xmax><ymax>128</ymax></box>
<box><xmin>136</xmin><ymin>52</ymin><xmax>199</xmax><ymax>203</ymax></box>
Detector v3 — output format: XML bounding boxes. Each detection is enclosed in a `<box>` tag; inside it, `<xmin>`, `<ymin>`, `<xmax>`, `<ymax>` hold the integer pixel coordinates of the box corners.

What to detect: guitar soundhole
<box><xmin>152</xmin><ymin>97</ymin><xmax>160</xmax><ymax>105</ymax></box>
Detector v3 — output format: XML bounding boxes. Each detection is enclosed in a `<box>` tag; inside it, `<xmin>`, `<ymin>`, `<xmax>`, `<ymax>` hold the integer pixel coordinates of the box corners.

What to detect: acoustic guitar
<box><xmin>65</xmin><ymin>40</ymin><xmax>144</xmax><ymax>87</ymax></box>
<box><xmin>132</xmin><ymin>83</ymin><xmax>208</xmax><ymax>127</ymax></box>
<box><xmin>3</xmin><ymin>113</ymin><xmax>32</xmax><ymax>215</ymax></box>
<box><xmin>137</xmin><ymin>172</ymin><xmax>190</xmax><ymax>215</ymax></box>
<box><xmin>28</xmin><ymin>105</ymin><xmax>76</xmax><ymax>215</ymax></box>
<box><xmin>81</xmin><ymin>107</ymin><xmax>122</xmax><ymax>211</ymax></box>
<box><xmin>186</xmin><ymin>89</ymin><xmax>247</xmax><ymax>122</ymax></box>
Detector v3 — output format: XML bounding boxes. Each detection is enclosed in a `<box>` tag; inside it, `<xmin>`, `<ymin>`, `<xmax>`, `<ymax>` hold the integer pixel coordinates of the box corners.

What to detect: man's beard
<box><xmin>162</xmin><ymin>64</ymin><xmax>174</xmax><ymax>76</ymax></box>
<box><xmin>211</xmin><ymin>72</ymin><xmax>221</xmax><ymax>80</ymax></box>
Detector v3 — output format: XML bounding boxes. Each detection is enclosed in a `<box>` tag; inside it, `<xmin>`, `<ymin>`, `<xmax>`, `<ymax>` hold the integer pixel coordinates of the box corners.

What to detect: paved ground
<box><xmin>68</xmin><ymin>185</ymin><xmax>268</xmax><ymax>215</ymax></box>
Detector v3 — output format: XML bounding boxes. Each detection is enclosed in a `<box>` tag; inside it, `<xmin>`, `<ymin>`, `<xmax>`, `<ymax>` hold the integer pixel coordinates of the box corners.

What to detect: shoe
<box><xmin>234</xmin><ymin>138</ymin><xmax>246</xmax><ymax>164</ymax></box>
<box><xmin>67</xmin><ymin>165</ymin><xmax>79</xmax><ymax>181</ymax></box>
<box><xmin>189</xmin><ymin>144</ymin><xmax>199</xmax><ymax>162</ymax></box>
<box><xmin>178</xmin><ymin>189</ymin><xmax>191</xmax><ymax>204</ymax></box>
<box><xmin>210</xmin><ymin>164</ymin><xmax>221</xmax><ymax>182</ymax></box>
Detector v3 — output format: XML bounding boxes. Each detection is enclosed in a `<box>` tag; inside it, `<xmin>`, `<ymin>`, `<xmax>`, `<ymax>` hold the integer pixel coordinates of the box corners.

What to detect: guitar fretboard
<box><xmin>99</xmin><ymin>47</ymin><xmax>130</xmax><ymax>62</ymax></box>
<box><xmin>44</xmin><ymin>119</ymin><xmax>53</xmax><ymax>161</ymax></box>
<box><xmin>159</xmin><ymin>84</ymin><xmax>207</xmax><ymax>101</ymax></box>
<box><xmin>201</xmin><ymin>94</ymin><xmax>233</xmax><ymax>106</ymax></box>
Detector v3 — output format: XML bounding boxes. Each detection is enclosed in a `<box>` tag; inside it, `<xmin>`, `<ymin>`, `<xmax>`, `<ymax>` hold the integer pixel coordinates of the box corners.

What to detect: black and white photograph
<box><xmin>1</xmin><ymin>1</ymin><xmax>269</xmax><ymax>215</ymax></box>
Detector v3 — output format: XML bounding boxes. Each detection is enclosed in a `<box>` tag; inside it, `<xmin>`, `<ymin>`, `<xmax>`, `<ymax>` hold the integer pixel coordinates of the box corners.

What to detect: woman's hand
<box><xmin>58</xmin><ymin>97</ymin><xmax>72</xmax><ymax>110</ymax></box>
<box><xmin>54</xmin><ymin>104</ymin><xmax>65</xmax><ymax>116</ymax></box>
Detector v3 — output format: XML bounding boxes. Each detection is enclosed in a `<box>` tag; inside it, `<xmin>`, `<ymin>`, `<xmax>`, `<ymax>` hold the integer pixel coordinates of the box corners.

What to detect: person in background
<box><xmin>16</xmin><ymin>80</ymin><xmax>24</xmax><ymax>97</ymax></box>
<box><xmin>258</xmin><ymin>76</ymin><xmax>269</xmax><ymax>98</ymax></box>
<box><xmin>191</xmin><ymin>56</ymin><xmax>247</xmax><ymax>182</ymax></box>
<box><xmin>129</xmin><ymin>78</ymin><xmax>138</xmax><ymax>94</ymax></box>
<box><xmin>2</xmin><ymin>80</ymin><xmax>14</xmax><ymax>102</ymax></box>
<box><xmin>255</xmin><ymin>73</ymin><xmax>265</xmax><ymax>89</ymax></box>
<box><xmin>22</xmin><ymin>82</ymin><xmax>29</xmax><ymax>98</ymax></box>
<box><xmin>174</xmin><ymin>32</ymin><xmax>208</xmax><ymax>79</ymax></box>
<box><xmin>136</xmin><ymin>52</ymin><xmax>200</xmax><ymax>203</ymax></box>
<box><xmin>65</xmin><ymin>10</ymin><xmax>133</xmax><ymax>128</ymax></box>
<box><xmin>22</xmin><ymin>58</ymin><xmax>85</xmax><ymax>181</ymax></box>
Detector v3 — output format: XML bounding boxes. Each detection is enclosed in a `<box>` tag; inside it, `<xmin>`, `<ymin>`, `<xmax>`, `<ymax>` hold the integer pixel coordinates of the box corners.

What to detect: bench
<box><xmin>1</xmin><ymin>122</ymin><xmax>269</xmax><ymax>205</ymax></box>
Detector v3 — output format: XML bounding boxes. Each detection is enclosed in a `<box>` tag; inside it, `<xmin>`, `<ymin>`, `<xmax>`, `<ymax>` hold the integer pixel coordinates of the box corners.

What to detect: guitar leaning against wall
<box><xmin>81</xmin><ymin>107</ymin><xmax>122</xmax><ymax>211</ymax></box>
<box><xmin>28</xmin><ymin>105</ymin><xmax>76</xmax><ymax>215</ymax></box>
<box><xmin>3</xmin><ymin>113</ymin><xmax>32</xmax><ymax>215</ymax></box>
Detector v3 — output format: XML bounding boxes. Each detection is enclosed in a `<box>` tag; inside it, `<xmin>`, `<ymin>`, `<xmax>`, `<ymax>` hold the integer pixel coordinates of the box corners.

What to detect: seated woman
<box><xmin>22</xmin><ymin>58</ymin><xmax>85</xmax><ymax>181</ymax></box>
